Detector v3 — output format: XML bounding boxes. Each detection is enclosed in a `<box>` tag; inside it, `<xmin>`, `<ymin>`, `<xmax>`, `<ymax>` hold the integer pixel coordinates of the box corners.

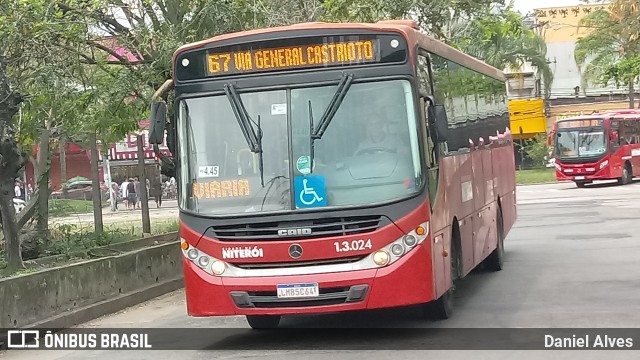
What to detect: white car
<box><xmin>13</xmin><ymin>198</ymin><xmax>25</xmax><ymax>214</ymax></box>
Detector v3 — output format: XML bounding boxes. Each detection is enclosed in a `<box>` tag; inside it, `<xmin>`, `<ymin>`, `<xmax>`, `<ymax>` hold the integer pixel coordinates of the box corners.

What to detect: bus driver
<box><xmin>354</xmin><ymin>115</ymin><xmax>406</xmax><ymax>156</ymax></box>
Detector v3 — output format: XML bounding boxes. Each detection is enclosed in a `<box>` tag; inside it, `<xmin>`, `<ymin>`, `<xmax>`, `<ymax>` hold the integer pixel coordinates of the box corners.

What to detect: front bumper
<box><xmin>182</xmin><ymin>244</ymin><xmax>434</xmax><ymax>316</ymax></box>
<box><xmin>555</xmin><ymin>165</ymin><xmax>611</xmax><ymax>182</ymax></box>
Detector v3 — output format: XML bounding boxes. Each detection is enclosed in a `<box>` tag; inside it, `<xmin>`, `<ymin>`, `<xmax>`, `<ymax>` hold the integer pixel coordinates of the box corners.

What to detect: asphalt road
<box><xmin>5</xmin><ymin>180</ymin><xmax>640</xmax><ymax>359</ymax></box>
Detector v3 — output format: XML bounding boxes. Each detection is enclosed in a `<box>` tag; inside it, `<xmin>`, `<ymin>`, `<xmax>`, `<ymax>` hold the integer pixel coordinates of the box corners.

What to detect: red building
<box><xmin>24</xmin><ymin>120</ymin><xmax>171</xmax><ymax>191</ymax></box>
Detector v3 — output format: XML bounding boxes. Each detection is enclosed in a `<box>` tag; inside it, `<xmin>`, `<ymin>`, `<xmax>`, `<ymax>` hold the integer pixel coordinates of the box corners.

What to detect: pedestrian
<box><xmin>126</xmin><ymin>179</ymin><xmax>136</xmax><ymax>210</ymax></box>
<box><xmin>110</xmin><ymin>182</ymin><xmax>119</xmax><ymax>211</ymax></box>
<box><xmin>14</xmin><ymin>181</ymin><xmax>22</xmax><ymax>199</ymax></box>
<box><xmin>133</xmin><ymin>177</ymin><xmax>141</xmax><ymax>209</ymax></box>
<box><xmin>151</xmin><ymin>178</ymin><xmax>163</xmax><ymax>208</ymax></box>
<box><xmin>121</xmin><ymin>178</ymin><xmax>130</xmax><ymax>209</ymax></box>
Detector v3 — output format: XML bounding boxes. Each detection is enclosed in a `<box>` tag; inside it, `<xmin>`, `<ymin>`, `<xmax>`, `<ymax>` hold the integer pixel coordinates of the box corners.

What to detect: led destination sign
<box><xmin>206</xmin><ymin>39</ymin><xmax>380</xmax><ymax>76</ymax></box>
<box><xmin>557</xmin><ymin>119</ymin><xmax>603</xmax><ymax>128</ymax></box>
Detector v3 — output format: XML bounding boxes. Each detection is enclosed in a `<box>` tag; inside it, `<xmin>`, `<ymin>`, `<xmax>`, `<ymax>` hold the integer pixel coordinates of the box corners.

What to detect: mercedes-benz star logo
<box><xmin>288</xmin><ymin>244</ymin><xmax>303</xmax><ymax>259</ymax></box>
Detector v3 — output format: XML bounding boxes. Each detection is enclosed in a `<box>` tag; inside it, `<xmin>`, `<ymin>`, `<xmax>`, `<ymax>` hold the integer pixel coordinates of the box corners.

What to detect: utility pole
<box><xmin>519</xmin><ymin>126</ymin><xmax>524</xmax><ymax>171</ymax></box>
<box><xmin>103</xmin><ymin>148</ymin><xmax>114</xmax><ymax>211</ymax></box>
<box><xmin>60</xmin><ymin>135</ymin><xmax>67</xmax><ymax>198</ymax></box>
<box><xmin>90</xmin><ymin>131</ymin><xmax>103</xmax><ymax>233</ymax></box>
<box><xmin>137</xmin><ymin>135</ymin><xmax>151</xmax><ymax>234</ymax></box>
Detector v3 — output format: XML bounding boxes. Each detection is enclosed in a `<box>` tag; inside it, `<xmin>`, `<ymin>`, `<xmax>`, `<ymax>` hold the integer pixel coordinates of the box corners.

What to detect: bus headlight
<box><xmin>600</xmin><ymin>160</ymin><xmax>609</xmax><ymax>169</ymax></box>
<box><xmin>371</xmin><ymin>221</ymin><xmax>429</xmax><ymax>267</ymax></box>
<box><xmin>403</xmin><ymin>234</ymin><xmax>417</xmax><ymax>247</ymax></box>
<box><xmin>211</xmin><ymin>260</ymin><xmax>226</xmax><ymax>275</ymax></box>
<box><xmin>187</xmin><ymin>248</ymin><xmax>198</xmax><ymax>260</ymax></box>
<box><xmin>197</xmin><ymin>256</ymin><xmax>210</xmax><ymax>268</ymax></box>
<box><xmin>372</xmin><ymin>250</ymin><xmax>390</xmax><ymax>266</ymax></box>
<box><xmin>181</xmin><ymin>238</ymin><xmax>228</xmax><ymax>276</ymax></box>
<box><xmin>391</xmin><ymin>243</ymin><xmax>405</xmax><ymax>256</ymax></box>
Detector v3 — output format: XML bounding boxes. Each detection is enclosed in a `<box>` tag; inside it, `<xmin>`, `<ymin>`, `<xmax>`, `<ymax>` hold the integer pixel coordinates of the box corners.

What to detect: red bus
<box><xmin>149</xmin><ymin>20</ymin><xmax>517</xmax><ymax>329</ymax></box>
<box><xmin>552</xmin><ymin>110</ymin><xmax>640</xmax><ymax>187</ymax></box>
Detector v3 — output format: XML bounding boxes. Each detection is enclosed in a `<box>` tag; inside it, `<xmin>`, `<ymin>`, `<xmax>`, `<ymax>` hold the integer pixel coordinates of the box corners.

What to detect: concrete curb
<box><xmin>516</xmin><ymin>182</ymin><xmax>557</xmax><ymax>186</ymax></box>
<box><xmin>27</xmin><ymin>277</ymin><xmax>184</xmax><ymax>329</ymax></box>
<box><xmin>1</xmin><ymin>241</ymin><xmax>184</xmax><ymax>329</ymax></box>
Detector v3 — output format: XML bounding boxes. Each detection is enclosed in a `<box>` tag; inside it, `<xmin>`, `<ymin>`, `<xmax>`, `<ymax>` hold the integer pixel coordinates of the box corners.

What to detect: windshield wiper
<box><xmin>309</xmin><ymin>73</ymin><xmax>354</xmax><ymax>173</ymax></box>
<box><xmin>224</xmin><ymin>83</ymin><xmax>265</xmax><ymax>187</ymax></box>
<box><xmin>224</xmin><ymin>84</ymin><xmax>260</xmax><ymax>152</ymax></box>
<box><xmin>312</xmin><ymin>73</ymin><xmax>354</xmax><ymax>139</ymax></box>
<box><xmin>308</xmin><ymin>100</ymin><xmax>315</xmax><ymax>174</ymax></box>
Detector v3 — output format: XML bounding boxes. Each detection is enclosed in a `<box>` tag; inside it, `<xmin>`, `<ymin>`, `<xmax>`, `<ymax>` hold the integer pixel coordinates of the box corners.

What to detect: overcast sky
<box><xmin>513</xmin><ymin>0</ymin><xmax>584</xmax><ymax>15</ymax></box>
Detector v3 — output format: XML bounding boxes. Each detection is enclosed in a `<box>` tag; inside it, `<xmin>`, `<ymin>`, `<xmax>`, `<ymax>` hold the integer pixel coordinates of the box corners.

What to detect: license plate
<box><xmin>276</xmin><ymin>283</ymin><xmax>319</xmax><ymax>298</ymax></box>
<box><xmin>575</xmin><ymin>176</ymin><xmax>585</xmax><ymax>180</ymax></box>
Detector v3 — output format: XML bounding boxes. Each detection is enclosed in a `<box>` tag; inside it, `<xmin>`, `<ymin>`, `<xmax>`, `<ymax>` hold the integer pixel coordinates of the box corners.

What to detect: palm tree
<box><xmin>575</xmin><ymin>3</ymin><xmax>640</xmax><ymax>108</ymax></box>
<box><xmin>449</xmin><ymin>9</ymin><xmax>554</xmax><ymax>97</ymax></box>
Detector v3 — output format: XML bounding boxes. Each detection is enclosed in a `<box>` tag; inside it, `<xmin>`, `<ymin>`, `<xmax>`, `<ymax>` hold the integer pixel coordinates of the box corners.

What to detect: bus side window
<box><xmin>417</xmin><ymin>53</ymin><xmax>436</xmax><ymax>167</ymax></box>
<box><xmin>418</xmin><ymin>51</ymin><xmax>439</xmax><ymax>207</ymax></box>
<box><xmin>610</xmin><ymin>121</ymin><xmax>621</xmax><ymax>152</ymax></box>
<box><xmin>417</xmin><ymin>54</ymin><xmax>434</xmax><ymax>97</ymax></box>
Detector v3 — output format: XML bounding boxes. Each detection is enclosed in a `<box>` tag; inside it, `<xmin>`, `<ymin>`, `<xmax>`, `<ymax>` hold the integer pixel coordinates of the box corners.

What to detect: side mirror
<box><xmin>149</xmin><ymin>102</ymin><xmax>167</xmax><ymax>145</ymax></box>
<box><xmin>427</xmin><ymin>99</ymin><xmax>449</xmax><ymax>143</ymax></box>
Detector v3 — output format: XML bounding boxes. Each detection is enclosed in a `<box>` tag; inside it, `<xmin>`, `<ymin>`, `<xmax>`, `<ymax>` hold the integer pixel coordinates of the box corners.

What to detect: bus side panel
<box><xmin>482</xmin><ymin>149</ymin><xmax>495</xmax><ymax>204</ymax></box>
<box><xmin>471</xmin><ymin>150</ymin><xmax>492</xmax><ymax>267</ymax></box>
<box><xmin>477</xmin><ymin>204</ymin><xmax>498</xmax><ymax>263</ymax></box>
<box><xmin>430</xmin><ymin>152</ymin><xmax>473</xmax><ymax>299</ymax></box>
<box><xmin>460</xmin><ymin>216</ymin><xmax>474</xmax><ymax>276</ymax></box>
<box><xmin>633</xmin><ymin>144</ymin><xmax>640</xmax><ymax>176</ymax></box>
<box><xmin>491</xmin><ymin>144</ymin><xmax>517</xmax><ymax>235</ymax></box>
<box><xmin>472</xmin><ymin>151</ymin><xmax>486</xmax><ymax>211</ymax></box>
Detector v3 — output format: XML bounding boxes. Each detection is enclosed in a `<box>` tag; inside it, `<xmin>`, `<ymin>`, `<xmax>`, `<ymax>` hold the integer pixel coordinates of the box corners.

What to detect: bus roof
<box><xmin>173</xmin><ymin>20</ymin><xmax>504</xmax><ymax>81</ymax></box>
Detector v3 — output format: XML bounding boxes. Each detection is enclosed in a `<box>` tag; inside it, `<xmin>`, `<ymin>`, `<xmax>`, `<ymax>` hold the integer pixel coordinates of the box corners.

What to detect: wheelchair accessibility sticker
<box><xmin>294</xmin><ymin>176</ymin><xmax>327</xmax><ymax>208</ymax></box>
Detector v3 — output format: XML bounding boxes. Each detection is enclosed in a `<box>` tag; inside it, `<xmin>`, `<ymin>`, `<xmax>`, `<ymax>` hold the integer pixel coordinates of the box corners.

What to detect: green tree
<box><xmin>523</xmin><ymin>133</ymin><xmax>551</xmax><ymax>168</ymax></box>
<box><xmin>322</xmin><ymin>0</ymin><xmax>501</xmax><ymax>38</ymax></box>
<box><xmin>0</xmin><ymin>0</ymin><xmax>87</xmax><ymax>270</ymax></box>
<box><xmin>449</xmin><ymin>5</ymin><xmax>554</xmax><ymax>96</ymax></box>
<box><xmin>575</xmin><ymin>1</ymin><xmax>640</xmax><ymax>108</ymax></box>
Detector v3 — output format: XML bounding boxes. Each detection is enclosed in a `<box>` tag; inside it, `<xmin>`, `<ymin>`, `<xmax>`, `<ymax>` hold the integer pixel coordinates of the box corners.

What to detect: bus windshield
<box><xmin>555</xmin><ymin>128</ymin><xmax>607</xmax><ymax>158</ymax></box>
<box><xmin>177</xmin><ymin>79</ymin><xmax>423</xmax><ymax>215</ymax></box>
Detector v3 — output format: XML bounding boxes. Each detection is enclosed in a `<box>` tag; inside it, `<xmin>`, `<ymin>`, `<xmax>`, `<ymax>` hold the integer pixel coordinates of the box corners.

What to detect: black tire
<box><xmin>428</xmin><ymin>288</ymin><xmax>454</xmax><ymax>320</ymax></box>
<box><xmin>423</xmin><ymin>223</ymin><xmax>459</xmax><ymax>320</ymax></box>
<box><xmin>485</xmin><ymin>206</ymin><xmax>505</xmax><ymax>271</ymax></box>
<box><xmin>246</xmin><ymin>315</ymin><xmax>281</xmax><ymax>329</ymax></box>
<box><xmin>619</xmin><ymin>163</ymin><xmax>632</xmax><ymax>185</ymax></box>
<box><xmin>576</xmin><ymin>181</ymin><xmax>586</xmax><ymax>188</ymax></box>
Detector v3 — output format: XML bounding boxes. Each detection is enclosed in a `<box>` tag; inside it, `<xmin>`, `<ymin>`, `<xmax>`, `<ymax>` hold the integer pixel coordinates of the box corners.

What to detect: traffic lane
<box><xmin>4</xmin><ymin>183</ymin><xmax>640</xmax><ymax>359</ymax></box>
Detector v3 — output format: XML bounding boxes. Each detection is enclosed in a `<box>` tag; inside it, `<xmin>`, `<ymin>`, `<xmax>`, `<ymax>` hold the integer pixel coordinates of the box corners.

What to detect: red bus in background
<box><xmin>553</xmin><ymin>110</ymin><xmax>640</xmax><ymax>187</ymax></box>
<box><xmin>150</xmin><ymin>20</ymin><xmax>517</xmax><ymax>329</ymax></box>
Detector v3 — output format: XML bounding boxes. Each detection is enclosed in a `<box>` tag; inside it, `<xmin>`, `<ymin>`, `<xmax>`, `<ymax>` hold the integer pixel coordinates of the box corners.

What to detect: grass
<box><xmin>0</xmin><ymin>219</ymin><xmax>179</xmax><ymax>277</ymax></box>
<box><xmin>516</xmin><ymin>168</ymin><xmax>557</xmax><ymax>185</ymax></box>
<box><xmin>49</xmin><ymin>199</ymin><xmax>94</xmax><ymax>217</ymax></box>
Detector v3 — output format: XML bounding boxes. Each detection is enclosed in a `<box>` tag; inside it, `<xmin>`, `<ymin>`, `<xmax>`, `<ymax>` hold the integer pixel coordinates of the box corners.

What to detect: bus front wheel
<box><xmin>618</xmin><ymin>163</ymin><xmax>632</xmax><ymax>185</ymax></box>
<box><xmin>246</xmin><ymin>315</ymin><xmax>281</xmax><ymax>329</ymax></box>
<box><xmin>428</xmin><ymin>288</ymin><xmax>454</xmax><ymax>320</ymax></box>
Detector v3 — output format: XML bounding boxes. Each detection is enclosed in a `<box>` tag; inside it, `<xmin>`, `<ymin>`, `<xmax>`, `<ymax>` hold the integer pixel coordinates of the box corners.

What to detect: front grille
<box><xmin>231</xmin><ymin>256</ymin><xmax>366</xmax><ymax>269</ymax></box>
<box><xmin>230</xmin><ymin>285</ymin><xmax>368</xmax><ymax>309</ymax></box>
<box><xmin>210</xmin><ymin>215</ymin><xmax>383</xmax><ymax>241</ymax></box>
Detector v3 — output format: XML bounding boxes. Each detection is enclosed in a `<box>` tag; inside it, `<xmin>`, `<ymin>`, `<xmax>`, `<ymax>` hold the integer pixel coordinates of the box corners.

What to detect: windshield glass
<box><xmin>178</xmin><ymin>79</ymin><xmax>422</xmax><ymax>215</ymax></box>
<box><xmin>555</xmin><ymin>129</ymin><xmax>607</xmax><ymax>158</ymax></box>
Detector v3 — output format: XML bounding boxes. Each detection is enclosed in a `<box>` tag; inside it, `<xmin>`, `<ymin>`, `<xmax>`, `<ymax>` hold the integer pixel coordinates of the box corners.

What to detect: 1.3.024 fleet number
<box><xmin>334</xmin><ymin>239</ymin><xmax>372</xmax><ymax>253</ymax></box>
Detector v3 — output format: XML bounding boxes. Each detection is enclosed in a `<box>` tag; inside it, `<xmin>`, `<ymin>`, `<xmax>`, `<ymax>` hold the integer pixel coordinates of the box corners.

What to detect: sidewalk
<box><xmin>49</xmin><ymin>200</ymin><xmax>180</xmax><ymax>226</ymax></box>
